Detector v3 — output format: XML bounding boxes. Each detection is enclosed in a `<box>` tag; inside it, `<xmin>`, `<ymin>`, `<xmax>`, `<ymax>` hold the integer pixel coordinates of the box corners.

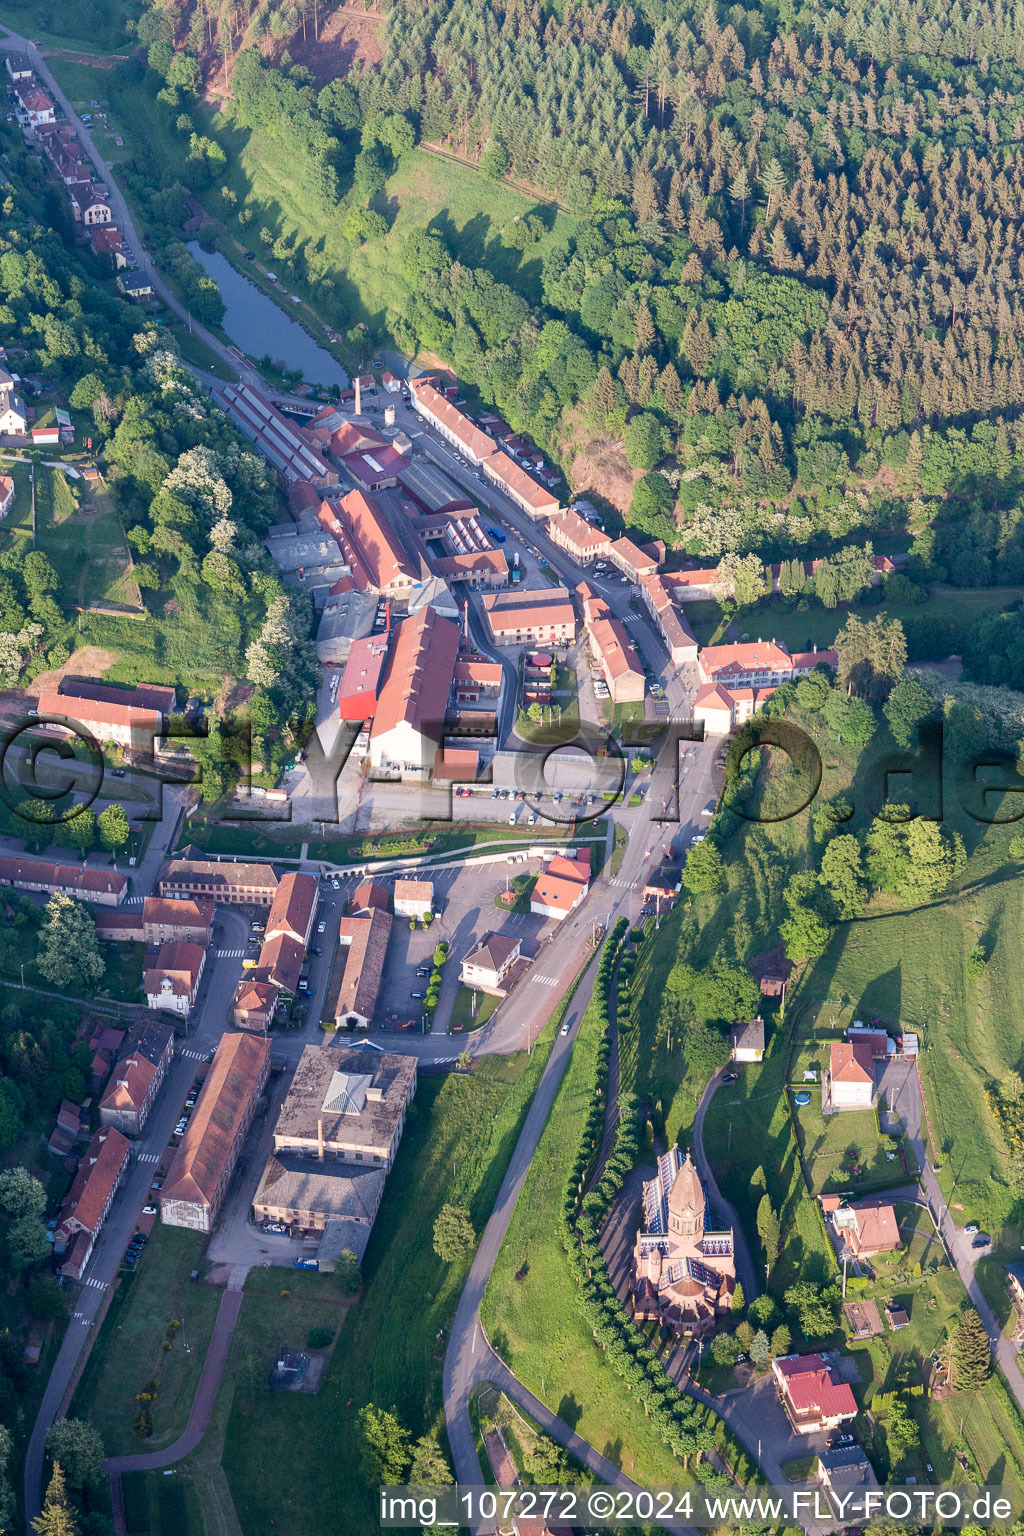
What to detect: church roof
<box><xmin>667</xmin><ymin>1150</ymin><xmax>704</xmax><ymax>1219</ymax></box>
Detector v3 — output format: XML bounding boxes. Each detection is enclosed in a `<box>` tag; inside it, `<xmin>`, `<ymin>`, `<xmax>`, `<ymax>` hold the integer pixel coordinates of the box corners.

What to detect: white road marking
<box><xmin>531</xmin><ymin>975</ymin><xmax>558</xmax><ymax>987</ymax></box>
<box><xmin>83</xmin><ymin>1275</ymin><xmax>106</xmax><ymax>1290</ymax></box>
<box><xmin>137</xmin><ymin>1152</ymin><xmax>159</xmax><ymax>1163</ymax></box>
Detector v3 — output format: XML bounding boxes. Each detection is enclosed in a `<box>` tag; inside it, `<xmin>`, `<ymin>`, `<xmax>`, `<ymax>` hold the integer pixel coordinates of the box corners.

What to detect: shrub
<box><xmin>307</xmin><ymin>1326</ymin><xmax>334</xmax><ymax>1349</ymax></box>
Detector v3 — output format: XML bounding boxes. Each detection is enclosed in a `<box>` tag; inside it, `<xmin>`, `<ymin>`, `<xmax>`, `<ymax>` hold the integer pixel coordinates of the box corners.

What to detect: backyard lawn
<box><xmin>450</xmin><ymin>985</ymin><xmax>501</xmax><ymax>1033</ymax></box>
<box><xmin>71</xmin><ymin>1227</ymin><xmax>221</xmax><ymax>1457</ymax></box>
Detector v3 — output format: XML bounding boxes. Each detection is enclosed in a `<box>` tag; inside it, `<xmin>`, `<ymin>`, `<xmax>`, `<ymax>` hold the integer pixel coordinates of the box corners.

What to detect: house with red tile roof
<box><xmin>143</xmin><ymin>896</ymin><xmax>214</xmax><ymax>947</ymax></box>
<box><xmin>332</xmin><ymin>488</ymin><xmax>417</xmax><ymax>598</ymax></box>
<box><xmin>265</xmin><ymin>872</ymin><xmax>319</xmax><ymax>949</ymax></box>
<box><xmin>638</xmin><ymin>574</ymin><xmax>699</xmax><ymax>665</ymax></box>
<box><xmin>482</xmin><ymin>586</ymin><xmax>576</xmax><ymax>646</ymax></box>
<box><xmin>693</xmin><ymin>680</ymin><xmax>778</xmax><ymax>734</ymax></box>
<box><xmin>0</xmin><ymin>855</ymin><xmax>127</xmax><ymax>907</ymax></box>
<box><xmin>160</xmin><ymin>1033</ymin><xmax>271</xmax><ymax>1232</ymax></box>
<box><xmin>549</xmin><ymin>508</ymin><xmax>612</xmax><ymax>565</ymax></box>
<box><xmin>99</xmin><ymin>1019</ymin><xmax>175</xmax><ymax>1136</ymax></box>
<box><xmin>144</xmin><ymin>940</ymin><xmax>206</xmax><ymax>1019</ymax></box>
<box><xmin>327</xmin><ymin>909</ymin><xmax>393</xmax><ymax>1028</ymax></box>
<box><xmin>826</xmin><ymin>1198</ymin><xmax>901</xmax><ymax>1261</ymax></box>
<box><xmin>55</xmin><ymin>1126</ymin><xmax>131</xmax><ymax>1279</ymax></box>
<box><xmin>531</xmin><ymin>852</ymin><xmax>591</xmax><ymax>922</ymax></box>
<box><xmin>771</xmin><ymin>1354</ymin><xmax>857</xmax><ymax>1433</ymax></box>
<box><xmin>608</xmin><ymin>536</ymin><xmax>660</xmax><ymax>581</ymax></box>
<box><xmin>826</xmin><ymin>1039</ymin><xmax>876</xmax><ymax>1110</ymax></box>
<box><xmin>481</xmin><ymin>450</ymin><xmax>561</xmax><ymax>519</ymax></box>
<box><xmin>580</xmin><ymin>589</ymin><xmax>645</xmax><ymax>704</ymax></box>
<box><xmin>409</xmin><ymin>379</ymin><xmax>497</xmax><ymax>464</ymax></box>
<box><xmin>697</xmin><ymin>640</ymin><xmax>837</xmax><ymax>689</ymax></box>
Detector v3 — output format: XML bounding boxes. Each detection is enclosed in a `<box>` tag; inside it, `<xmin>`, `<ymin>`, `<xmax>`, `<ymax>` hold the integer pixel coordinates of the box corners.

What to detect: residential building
<box><xmin>253</xmin><ymin>1045</ymin><xmax>416</xmax><ymax>1255</ymax></box>
<box><xmin>144</xmin><ymin>940</ymin><xmax>206</xmax><ymax>1018</ymax></box>
<box><xmin>67</xmin><ymin>182</ymin><xmax>111</xmax><ymax>225</ymax></box>
<box><xmin>0</xmin><ymin>476</ymin><xmax>14</xmax><ymax>517</ymax></box>
<box><xmin>0</xmin><ymin>373</ymin><xmax>28</xmax><ymax>436</ymax></box>
<box><xmin>94</xmin><ymin>911</ymin><xmax>145</xmax><ymax>943</ymax></box>
<box><xmin>99</xmin><ymin>1019</ymin><xmax>175</xmax><ymax>1136</ymax></box>
<box><xmin>530</xmin><ymin>852</ymin><xmax>591</xmax><ymax>922</ymax></box>
<box><xmin>393</xmin><ymin>879</ymin><xmax>434</xmax><ymax>920</ymax></box>
<box><xmin>730</xmin><ymin>1016</ymin><xmax>765</xmax><ymax>1062</ymax></box>
<box><xmin>36</xmin><ymin>687</ymin><xmax>164</xmax><ymax>754</ymax></box>
<box><xmin>433</xmin><ymin>549</ymin><xmax>509</xmax><ymax>588</ymax></box>
<box><xmin>1005</xmin><ymin>1262</ymin><xmax>1024</xmax><ymax>1322</ymax></box>
<box><xmin>826</xmin><ymin>1039</ymin><xmax>876</xmax><ymax>1110</ymax></box>
<box><xmin>580</xmin><ymin>590</ymin><xmax>645</xmax><ymax>704</ymax></box>
<box><xmin>143</xmin><ymin>896</ymin><xmax>215</xmax><ymax>947</ymax></box>
<box><xmin>159</xmin><ymin>855</ymin><xmax>278</xmax><ymax>908</ymax></box>
<box><xmin>843</xmin><ymin>1298</ymin><xmax>884</xmax><ymax>1338</ymax></box>
<box><xmin>638</xmin><ymin>574</ymin><xmax>699</xmax><ymax>665</ymax></box>
<box><xmin>18</xmin><ymin>86</ymin><xmax>55</xmax><ymax>126</ymax></box>
<box><xmin>55</xmin><ymin>1127</ymin><xmax>131</xmax><ymax>1280</ymax></box>
<box><xmin>409</xmin><ymin>378</ymin><xmax>496</xmax><ymax>464</ymax></box>
<box><xmin>824</xmin><ymin>1197</ymin><xmax>901</xmax><ymax>1260</ymax></box>
<box><xmin>326</xmin><ymin>908</ymin><xmax>393</xmax><ymax>1028</ymax></box>
<box><xmin>368</xmin><ymin>607</ymin><xmax>461</xmax><ymax>782</ymax></box>
<box><xmin>608</xmin><ymin>536</ymin><xmax>660</xmax><ymax>581</ymax></box>
<box><xmin>265</xmin><ymin>871</ymin><xmax>319</xmax><ymax>949</ymax></box>
<box><xmin>772</xmin><ymin>1354</ymin><xmax>857</xmax><ymax>1434</ymax></box>
<box><xmin>0</xmin><ymin>855</ymin><xmax>126</xmax><ymax>906</ymax></box>
<box><xmin>460</xmin><ymin>931</ymin><xmax>521</xmax><ymax>995</ymax></box>
<box><xmin>549</xmin><ymin>509</ymin><xmax>612</xmax><ymax>565</ymax></box>
<box><xmin>697</xmin><ymin>640</ymin><xmax>837</xmax><ymax>690</ymax></box>
<box><xmin>817</xmin><ymin>1448</ymin><xmax>880</xmax><ymax>1500</ymax></box>
<box><xmin>482</xmin><ymin>586</ymin><xmax>576</xmax><ymax>646</ymax></box>
<box><xmin>694</xmin><ymin>680</ymin><xmax>779</xmax><ymax>734</ymax></box>
<box><xmin>160</xmin><ymin>1033</ymin><xmax>271</xmax><ymax>1232</ymax></box>
<box><xmin>116</xmin><ymin>272</ymin><xmax>154</xmax><ymax>300</ymax></box>
<box><xmin>88</xmin><ymin>224</ymin><xmax>126</xmax><ymax>267</ymax></box>
<box><xmin>632</xmin><ymin>1147</ymin><xmax>736</xmax><ymax>1336</ymax></box>
<box><xmin>351</xmin><ymin>880</ymin><xmax>389</xmax><ymax>914</ymax></box>
<box><xmin>481</xmin><ymin>450</ymin><xmax>561</xmax><ymax>519</ymax></box>
<box><xmin>5</xmin><ymin>53</ymin><xmax>33</xmax><ymax>82</ymax></box>
<box><xmin>886</xmin><ymin>1301</ymin><xmax>910</xmax><ymax>1329</ymax></box>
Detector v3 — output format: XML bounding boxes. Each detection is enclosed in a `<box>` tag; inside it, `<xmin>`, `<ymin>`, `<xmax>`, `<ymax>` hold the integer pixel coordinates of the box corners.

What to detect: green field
<box><xmin>71</xmin><ymin>1227</ymin><xmax>220</xmax><ymax>1457</ymax></box>
<box><xmin>450</xmin><ymin>985</ymin><xmax>501</xmax><ymax>1033</ymax></box>
<box><xmin>37</xmin><ymin>470</ymin><xmax>140</xmax><ymax>611</ymax></box>
<box><xmin>0</xmin><ymin>457</ymin><xmax>35</xmax><ymax>550</ymax></box>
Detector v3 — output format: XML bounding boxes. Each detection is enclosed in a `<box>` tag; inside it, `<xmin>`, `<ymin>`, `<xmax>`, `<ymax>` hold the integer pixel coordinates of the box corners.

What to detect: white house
<box><xmin>460</xmin><ymin>932</ymin><xmax>521</xmax><ymax>995</ymax></box>
<box><xmin>393</xmin><ymin>879</ymin><xmax>434</xmax><ymax>920</ymax></box>
<box><xmin>826</xmin><ymin>1040</ymin><xmax>875</xmax><ymax>1110</ymax></box>
<box><xmin>368</xmin><ymin>607</ymin><xmax>460</xmax><ymax>782</ymax></box>
<box><xmin>731</xmin><ymin>1016</ymin><xmax>765</xmax><ymax>1062</ymax></box>
<box><xmin>144</xmin><ymin>940</ymin><xmax>206</xmax><ymax>1019</ymax></box>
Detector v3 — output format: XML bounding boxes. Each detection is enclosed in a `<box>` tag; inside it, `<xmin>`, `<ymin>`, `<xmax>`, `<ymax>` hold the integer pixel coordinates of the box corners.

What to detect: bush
<box><xmin>307</xmin><ymin>1326</ymin><xmax>334</xmax><ymax>1350</ymax></box>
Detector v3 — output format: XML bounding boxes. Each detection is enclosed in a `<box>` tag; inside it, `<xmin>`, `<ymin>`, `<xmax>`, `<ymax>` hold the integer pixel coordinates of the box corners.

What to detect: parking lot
<box><xmin>370</xmin><ymin>854</ymin><xmax>554</xmax><ymax>1033</ymax></box>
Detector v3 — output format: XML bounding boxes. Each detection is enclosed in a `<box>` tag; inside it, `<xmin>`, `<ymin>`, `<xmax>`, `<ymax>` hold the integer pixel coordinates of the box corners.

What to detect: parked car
<box><xmin>560</xmin><ymin>1021</ymin><xmax>571</xmax><ymax>1036</ymax></box>
<box><xmin>965</xmin><ymin>1223</ymin><xmax>980</xmax><ymax>1234</ymax></box>
<box><xmin>722</xmin><ymin>1071</ymin><xmax>738</xmax><ymax>1083</ymax></box>
<box><xmin>143</xmin><ymin>1205</ymin><xmax>158</xmax><ymax>1215</ymax></box>
<box><xmin>411</xmin><ymin>991</ymin><xmax>426</xmax><ymax>1000</ymax></box>
<box><xmin>508</xmin><ymin>812</ymin><xmax>517</xmax><ymax>824</ymax></box>
<box><xmin>317</xmin><ymin>921</ymin><xmax>326</xmax><ymax>933</ymax></box>
<box><xmin>528</xmin><ymin>812</ymin><xmax>538</xmax><ymax>825</ymax></box>
<box><xmin>972</xmin><ymin>1233</ymin><xmax>992</xmax><ymax>1248</ymax></box>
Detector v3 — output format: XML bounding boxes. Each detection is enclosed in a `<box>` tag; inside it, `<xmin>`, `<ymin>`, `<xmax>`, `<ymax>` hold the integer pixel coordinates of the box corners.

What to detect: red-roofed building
<box><xmin>18</xmin><ymin>86</ymin><xmax>55</xmax><ymax>126</ymax></box>
<box><xmin>609</xmin><ymin>536</ymin><xmax>660</xmax><ymax>581</ymax></box>
<box><xmin>531</xmin><ymin>853</ymin><xmax>590</xmax><ymax>922</ymax></box>
<box><xmin>772</xmin><ymin>1354</ymin><xmax>857</xmax><ymax>1434</ymax></box>
<box><xmin>265</xmin><ymin>872</ymin><xmax>319</xmax><ymax>948</ymax></box>
<box><xmin>580</xmin><ymin>589</ymin><xmax>645</xmax><ymax>703</ymax></box>
<box><xmin>88</xmin><ymin>224</ymin><xmax>126</xmax><ymax>268</ymax></box>
<box><xmin>482</xmin><ymin>587</ymin><xmax>576</xmax><ymax>646</ymax></box>
<box><xmin>482</xmin><ymin>451</ymin><xmax>561</xmax><ymax>519</ymax></box>
<box><xmin>453</xmin><ymin>658</ymin><xmax>502</xmax><ymax>701</ymax></box>
<box><xmin>0</xmin><ymin>854</ymin><xmax>126</xmax><ymax>906</ymax></box>
<box><xmin>335</xmin><ymin>488</ymin><xmax>417</xmax><ymax>598</ymax></box>
<box><xmin>697</xmin><ymin>640</ymin><xmax>836</xmax><ymax>689</ymax></box>
<box><xmin>694</xmin><ymin>681</ymin><xmax>777</xmax><ymax>734</ymax></box>
<box><xmin>338</xmin><ymin>634</ymin><xmax>390</xmax><ymax>721</ymax></box>
<box><xmin>36</xmin><ymin>688</ymin><xmax>163</xmax><ymax>754</ymax></box>
<box><xmin>663</xmin><ymin>567</ymin><xmax>733</xmax><ymax>602</ymax></box>
<box><xmin>352</xmin><ymin>880</ymin><xmax>390</xmax><ymax>914</ymax></box>
<box><xmin>827</xmin><ymin>1198</ymin><xmax>901</xmax><ymax>1261</ymax></box>
<box><xmin>638</xmin><ymin>574</ymin><xmax>699</xmax><ymax>665</ymax></box>
<box><xmin>549</xmin><ymin>509</ymin><xmax>611</xmax><ymax>565</ymax></box>
<box><xmin>827</xmin><ymin>1039</ymin><xmax>876</xmax><ymax>1110</ymax></box>
<box><xmin>144</xmin><ymin>940</ymin><xmax>206</xmax><ymax>1019</ymax></box>
<box><xmin>160</xmin><ymin>1033</ymin><xmax>271</xmax><ymax>1232</ymax></box>
<box><xmin>341</xmin><ymin>444</ymin><xmax>406</xmax><ymax>492</ymax></box>
<box><xmin>55</xmin><ymin>1126</ymin><xmax>131</xmax><ymax>1279</ymax></box>
<box><xmin>369</xmin><ymin>607</ymin><xmax>461</xmax><ymax>781</ymax></box>
<box><xmin>143</xmin><ymin>897</ymin><xmax>214</xmax><ymax>947</ymax></box>
<box><xmin>409</xmin><ymin>379</ymin><xmax>496</xmax><ymax>464</ymax></box>
<box><xmin>0</xmin><ymin>476</ymin><xmax>14</xmax><ymax>518</ymax></box>
<box><xmin>99</xmin><ymin>1019</ymin><xmax>175</xmax><ymax>1136</ymax></box>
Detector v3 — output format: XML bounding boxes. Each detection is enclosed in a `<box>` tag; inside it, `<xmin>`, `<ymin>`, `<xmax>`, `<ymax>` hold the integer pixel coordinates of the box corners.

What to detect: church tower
<box><xmin>667</xmin><ymin>1151</ymin><xmax>705</xmax><ymax>1242</ymax></box>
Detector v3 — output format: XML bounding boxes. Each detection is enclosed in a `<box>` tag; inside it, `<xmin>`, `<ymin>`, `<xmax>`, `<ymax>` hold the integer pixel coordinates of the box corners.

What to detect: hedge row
<box><xmin>554</xmin><ymin>917</ymin><xmax>752</xmax><ymax>1482</ymax></box>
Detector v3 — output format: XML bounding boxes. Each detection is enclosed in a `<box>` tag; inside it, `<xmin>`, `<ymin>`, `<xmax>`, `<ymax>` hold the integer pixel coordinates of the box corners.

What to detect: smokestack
<box><xmin>355</xmin><ymin>376</ymin><xmax>361</xmax><ymax>416</ymax></box>
<box><xmin>386</xmin><ymin>599</ymin><xmax>391</xmax><ymax>633</ymax></box>
<box><xmin>317</xmin><ymin>1115</ymin><xmax>324</xmax><ymax>1161</ymax></box>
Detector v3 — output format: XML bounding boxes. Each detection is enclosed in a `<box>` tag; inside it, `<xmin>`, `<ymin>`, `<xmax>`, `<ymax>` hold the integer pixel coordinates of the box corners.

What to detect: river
<box><xmin>186</xmin><ymin>243</ymin><xmax>350</xmax><ymax>390</ymax></box>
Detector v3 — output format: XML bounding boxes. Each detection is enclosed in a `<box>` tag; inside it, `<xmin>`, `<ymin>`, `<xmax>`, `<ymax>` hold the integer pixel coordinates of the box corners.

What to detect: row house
<box><xmin>55</xmin><ymin>1127</ymin><xmax>131</xmax><ymax>1280</ymax></box>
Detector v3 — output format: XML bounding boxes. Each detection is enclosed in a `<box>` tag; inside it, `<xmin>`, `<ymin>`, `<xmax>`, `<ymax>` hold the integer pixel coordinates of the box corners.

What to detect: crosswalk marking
<box><xmin>137</xmin><ymin>1152</ymin><xmax>159</xmax><ymax>1164</ymax></box>
<box><xmin>180</xmin><ymin>1048</ymin><xmax>206</xmax><ymax>1061</ymax></box>
<box><xmin>217</xmin><ymin>948</ymin><xmax>246</xmax><ymax>959</ymax></box>
<box><xmin>71</xmin><ymin>1312</ymin><xmax>90</xmax><ymax>1325</ymax></box>
<box><xmin>125</xmin><ymin>895</ymin><xmax>144</xmax><ymax>906</ymax></box>
<box><xmin>531</xmin><ymin>975</ymin><xmax>558</xmax><ymax>987</ymax></box>
<box><xmin>609</xmin><ymin>877</ymin><xmax>636</xmax><ymax>889</ymax></box>
<box><xmin>83</xmin><ymin>1275</ymin><xmax>106</xmax><ymax>1290</ymax></box>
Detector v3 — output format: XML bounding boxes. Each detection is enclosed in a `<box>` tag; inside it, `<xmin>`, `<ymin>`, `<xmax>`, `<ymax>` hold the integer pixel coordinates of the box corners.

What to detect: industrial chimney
<box><xmin>354</xmin><ymin>375</ymin><xmax>362</xmax><ymax>416</ymax></box>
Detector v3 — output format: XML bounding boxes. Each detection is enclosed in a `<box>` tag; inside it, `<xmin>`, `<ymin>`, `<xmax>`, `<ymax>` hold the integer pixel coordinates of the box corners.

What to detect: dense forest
<box><xmin>129</xmin><ymin>0</ymin><xmax>1024</xmax><ymax>586</ymax></box>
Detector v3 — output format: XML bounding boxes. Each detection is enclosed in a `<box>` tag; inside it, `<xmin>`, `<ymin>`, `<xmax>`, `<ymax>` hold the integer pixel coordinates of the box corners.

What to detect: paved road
<box><xmin>103</xmin><ymin>1286</ymin><xmax>243</xmax><ymax>1473</ymax></box>
<box><xmin>0</xmin><ymin>30</ymin><xmax>263</xmax><ymax>392</ymax></box>
<box><xmin>22</xmin><ymin>905</ymin><xmax>249</xmax><ymax>1523</ymax></box>
<box><xmin>693</xmin><ymin>1072</ymin><xmax>761</xmax><ymax>1304</ymax></box>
